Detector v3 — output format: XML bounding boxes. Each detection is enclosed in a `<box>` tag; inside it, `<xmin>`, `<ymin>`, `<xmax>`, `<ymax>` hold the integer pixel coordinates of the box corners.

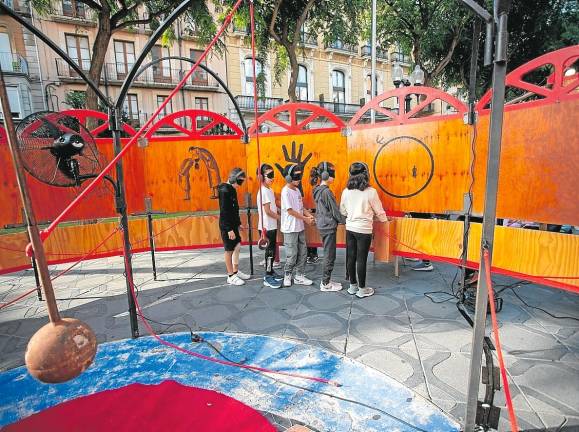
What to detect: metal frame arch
<box><xmin>247</xmin><ymin>102</ymin><xmax>345</xmax><ymax>136</ymax></box>
<box><xmin>477</xmin><ymin>45</ymin><xmax>579</xmax><ymax>111</ymax></box>
<box><xmin>60</xmin><ymin>109</ymin><xmax>137</xmax><ymax>137</ymax></box>
<box><xmin>349</xmin><ymin>86</ymin><xmax>468</xmax><ymax>128</ymax></box>
<box><xmin>133</xmin><ymin>56</ymin><xmax>247</xmax><ymax>138</ymax></box>
<box><xmin>145</xmin><ymin>109</ymin><xmax>243</xmax><ymax>139</ymax></box>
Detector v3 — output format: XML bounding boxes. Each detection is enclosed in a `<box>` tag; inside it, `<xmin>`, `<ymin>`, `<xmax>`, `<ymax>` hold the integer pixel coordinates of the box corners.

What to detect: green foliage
<box><xmin>64</xmin><ymin>90</ymin><xmax>86</xmax><ymax>109</ymax></box>
<box><xmin>223</xmin><ymin>0</ymin><xmax>367</xmax><ymax>100</ymax></box>
<box><xmin>443</xmin><ymin>0</ymin><xmax>578</xmax><ymax>95</ymax></box>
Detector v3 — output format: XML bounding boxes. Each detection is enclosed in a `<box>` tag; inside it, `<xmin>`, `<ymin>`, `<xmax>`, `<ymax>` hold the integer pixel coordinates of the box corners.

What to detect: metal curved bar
<box><xmin>134</xmin><ymin>56</ymin><xmax>247</xmax><ymax>136</ymax></box>
<box><xmin>114</xmin><ymin>0</ymin><xmax>191</xmax><ymax>111</ymax></box>
<box><xmin>0</xmin><ymin>2</ymin><xmax>110</xmax><ymax>106</ymax></box>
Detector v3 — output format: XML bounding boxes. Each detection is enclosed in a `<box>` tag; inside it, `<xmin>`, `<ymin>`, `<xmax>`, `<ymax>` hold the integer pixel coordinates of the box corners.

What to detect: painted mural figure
<box><xmin>178</xmin><ymin>146</ymin><xmax>221</xmax><ymax>200</ymax></box>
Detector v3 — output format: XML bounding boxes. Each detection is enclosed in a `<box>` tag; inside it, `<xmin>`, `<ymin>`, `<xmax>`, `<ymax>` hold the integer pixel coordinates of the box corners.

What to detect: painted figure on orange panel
<box><xmin>178</xmin><ymin>146</ymin><xmax>221</xmax><ymax>200</ymax></box>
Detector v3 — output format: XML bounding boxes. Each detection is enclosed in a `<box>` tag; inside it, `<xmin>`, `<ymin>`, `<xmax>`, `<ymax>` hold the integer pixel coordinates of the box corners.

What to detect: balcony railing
<box><xmin>296</xmin><ymin>99</ymin><xmax>362</xmax><ymax>116</ymax></box>
<box><xmin>391</xmin><ymin>51</ymin><xmax>412</xmax><ymax>64</ymax></box>
<box><xmin>55</xmin><ymin>59</ymin><xmax>219</xmax><ymax>89</ymax></box>
<box><xmin>0</xmin><ymin>52</ymin><xmax>29</xmax><ymax>75</ymax></box>
<box><xmin>300</xmin><ymin>31</ymin><xmax>317</xmax><ymax>47</ymax></box>
<box><xmin>51</xmin><ymin>1</ymin><xmax>95</xmax><ymax>21</ymax></box>
<box><xmin>360</xmin><ymin>45</ymin><xmax>388</xmax><ymax>60</ymax></box>
<box><xmin>234</xmin><ymin>95</ymin><xmax>284</xmax><ymax>111</ymax></box>
<box><xmin>326</xmin><ymin>40</ymin><xmax>358</xmax><ymax>54</ymax></box>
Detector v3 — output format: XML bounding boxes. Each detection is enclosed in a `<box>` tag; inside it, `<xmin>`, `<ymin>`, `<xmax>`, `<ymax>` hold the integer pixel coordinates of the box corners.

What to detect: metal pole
<box><xmin>246</xmin><ymin>192</ymin><xmax>254</xmax><ymax>276</ymax></box>
<box><xmin>464</xmin><ymin>1</ymin><xmax>511</xmax><ymax>430</ymax></box>
<box><xmin>0</xmin><ymin>68</ymin><xmax>60</xmax><ymax>323</ymax></box>
<box><xmin>110</xmin><ymin>107</ymin><xmax>139</xmax><ymax>339</ymax></box>
<box><xmin>30</xmin><ymin>254</ymin><xmax>43</xmax><ymax>301</ymax></box>
<box><xmin>144</xmin><ymin>197</ymin><xmax>157</xmax><ymax>281</ymax></box>
<box><xmin>370</xmin><ymin>0</ymin><xmax>377</xmax><ymax>124</ymax></box>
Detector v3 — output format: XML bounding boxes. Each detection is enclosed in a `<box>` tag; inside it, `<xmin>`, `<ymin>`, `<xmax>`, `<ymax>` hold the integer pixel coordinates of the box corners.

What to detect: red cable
<box><xmin>249</xmin><ymin>2</ymin><xmax>267</xmax><ymax>243</ymax></box>
<box><xmin>50</xmin><ymin>227</ymin><xmax>121</xmax><ymax>281</ymax></box>
<box><xmin>39</xmin><ymin>0</ymin><xmax>245</xmax><ymax>241</ymax></box>
<box><xmin>0</xmin><ymin>227</ymin><xmax>121</xmax><ymax>310</ymax></box>
<box><xmin>484</xmin><ymin>249</ymin><xmax>519</xmax><ymax>432</ymax></box>
<box><xmin>0</xmin><ymin>287</ymin><xmax>38</xmax><ymax>310</ymax></box>
<box><xmin>123</xmin><ymin>251</ymin><xmax>339</xmax><ymax>387</ymax></box>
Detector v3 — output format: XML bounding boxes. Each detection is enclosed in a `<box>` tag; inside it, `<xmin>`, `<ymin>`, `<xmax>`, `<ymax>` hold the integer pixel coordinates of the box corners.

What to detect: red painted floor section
<box><xmin>5</xmin><ymin>380</ymin><xmax>275</xmax><ymax>431</ymax></box>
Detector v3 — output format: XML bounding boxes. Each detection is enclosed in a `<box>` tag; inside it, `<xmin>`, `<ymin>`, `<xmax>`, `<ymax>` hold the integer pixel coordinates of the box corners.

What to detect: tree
<box><xmin>226</xmin><ymin>0</ymin><xmax>367</xmax><ymax>102</ymax></box>
<box><xmin>33</xmin><ymin>0</ymin><xmax>215</xmax><ymax>112</ymax></box>
<box><xmin>377</xmin><ymin>0</ymin><xmax>578</xmax><ymax>95</ymax></box>
<box><xmin>376</xmin><ymin>0</ymin><xmax>471</xmax><ymax>88</ymax></box>
<box><xmin>441</xmin><ymin>0</ymin><xmax>579</xmax><ymax>96</ymax></box>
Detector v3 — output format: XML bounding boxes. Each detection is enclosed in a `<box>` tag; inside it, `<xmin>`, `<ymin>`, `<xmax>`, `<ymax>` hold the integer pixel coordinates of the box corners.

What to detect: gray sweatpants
<box><xmin>283</xmin><ymin>231</ymin><xmax>307</xmax><ymax>276</ymax></box>
<box><xmin>320</xmin><ymin>230</ymin><xmax>337</xmax><ymax>284</ymax></box>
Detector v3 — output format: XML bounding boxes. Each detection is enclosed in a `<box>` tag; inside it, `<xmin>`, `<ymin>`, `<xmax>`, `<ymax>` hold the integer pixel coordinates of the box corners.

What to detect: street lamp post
<box><xmin>392</xmin><ymin>63</ymin><xmax>425</xmax><ymax>113</ymax></box>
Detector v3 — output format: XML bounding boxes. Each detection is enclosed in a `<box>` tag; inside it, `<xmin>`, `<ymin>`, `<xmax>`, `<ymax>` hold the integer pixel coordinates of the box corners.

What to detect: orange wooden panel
<box><xmin>472</xmin><ymin>99</ymin><xmax>579</xmax><ymax>225</ymax></box>
<box><xmin>244</xmin><ymin>132</ymin><xmax>348</xmax><ymax>210</ymax></box>
<box><xmin>391</xmin><ymin>218</ymin><xmax>579</xmax><ymax>291</ymax></box>
<box><xmin>140</xmin><ymin>138</ymin><xmax>248</xmax><ymax>213</ymax></box>
<box><xmin>347</xmin><ymin>118</ymin><xmax>472</xmax><ymax>215</ymax></box>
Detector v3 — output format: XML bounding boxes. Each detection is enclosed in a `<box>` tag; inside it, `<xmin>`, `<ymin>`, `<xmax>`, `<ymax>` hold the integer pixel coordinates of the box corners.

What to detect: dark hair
<box><xmin>257</xmin><ymin>163</ymin><xmax>273</xmax><ymax>177</ymax></box>
<box><xmin>309</xmin><ymin>166</ymin><xmax>321</xmax><ymax>186</ymax></box>
<box><xmin>310</xmin><ymin>162</ymin><xmax>335</xmax><ymax>186</ymax></box>
<box><xmin>347</xmin><ymin>162</ymin><xmax>369</xmax><ymax>191</ymax></box>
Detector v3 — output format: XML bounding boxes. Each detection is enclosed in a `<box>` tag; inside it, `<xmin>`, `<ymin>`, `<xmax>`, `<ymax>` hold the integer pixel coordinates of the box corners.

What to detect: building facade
<box><xmin>1</xmin><ymin>1</ymin><xmax>413</xmax><ymax>131</ymax></box>
<box><xmin>0</xmin><ymin>0</ymin><xmax>44</xmax><ymax>121</ymax></box>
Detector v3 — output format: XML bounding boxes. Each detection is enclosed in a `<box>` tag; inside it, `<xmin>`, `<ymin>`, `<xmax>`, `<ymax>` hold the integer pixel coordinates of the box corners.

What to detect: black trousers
<box><xmin>264</xmin><ymin>229</ymin><xmax>277</xmax><ymax>275</ymax></box>
<box><xmin>346</xmin><ymin>230</ymin><xmax>373</xmax><ymax>288</ymax></box>
<box><xmin>320</xmin><ymin>230</ymin><xmax>337</xmax><ymax>284</ymax></box>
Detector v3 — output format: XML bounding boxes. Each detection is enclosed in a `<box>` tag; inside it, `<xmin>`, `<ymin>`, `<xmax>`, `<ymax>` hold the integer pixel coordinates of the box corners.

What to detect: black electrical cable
<box><xmin>134</xmin><ymin>284</ymin><xmax>432</xmax><ymax>431</ymax></box>
<box><xmin>242</xmin><ymin>366</ymin><xmax>430</xmax><ymax>432</ymax></box>
<box><xmin>508</xmin><ymin>287</ymin><xmax>579</xmax><ymax>322</ymax></box>
<box><xmin>136</xmin><ymin>313</ymin><xmax>248</xmax><ymax>364</ymax></box>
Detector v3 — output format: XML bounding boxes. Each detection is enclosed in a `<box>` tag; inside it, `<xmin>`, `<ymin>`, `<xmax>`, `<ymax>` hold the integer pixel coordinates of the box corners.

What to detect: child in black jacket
<box><xmin>218</xmin><ymin>167</ymin><xmax>251</xmax><ymax>286</ymax></box>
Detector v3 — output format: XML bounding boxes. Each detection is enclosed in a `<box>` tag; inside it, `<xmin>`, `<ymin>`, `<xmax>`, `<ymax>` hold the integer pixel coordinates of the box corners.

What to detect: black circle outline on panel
<box><xmin>372</xmin><ymin>135</ymin><xmax>435</xmax><ymax>198</ymax></box>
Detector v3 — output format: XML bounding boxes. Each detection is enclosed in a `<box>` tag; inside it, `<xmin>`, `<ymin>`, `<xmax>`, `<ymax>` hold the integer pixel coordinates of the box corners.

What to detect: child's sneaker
<box><xmin>227</xmin><ymin>274</ymin><xmax>245</xmax><ymax>286</ymax></box>
<box><xmin>294</xmin><ymin>274</ymin><xmax>313</xmax><ymax>286</ymax></box>
<box><xmin>283</xmin><ymin>274</ymin><xmax>292</xmax><ymax>287</ymax></box>
<box><xmin>320</xmin><ymin>281</ymin><xmax>342</xmax><ymax>292</ymax></box>
<box><xmin>356</xmin><ymin>287</ymin><xmax>375</xmax><ymax>298</ymax></box>
<box><xmin>270</xmin><ymin>272</ymin><xmax>284</xmax><ymax>281</ymax></box>
<box><xmin>264</xmin><ymin>275</ymin><xmax>282</xmax><ymax>288</ymax></box>
<box><xmin>410</xmin><ymin>261</ymin><xmax>433</xmax><ymax>271</ymax></box>
<box><xmin>347</xmin><ymin>283</ymin><xmax>359</xmax><ymax>295</ymax></box>
<box><xmin>236</xmin><ymin>270</ymin><xmax>251</xmax><ymax>280</ymax></box>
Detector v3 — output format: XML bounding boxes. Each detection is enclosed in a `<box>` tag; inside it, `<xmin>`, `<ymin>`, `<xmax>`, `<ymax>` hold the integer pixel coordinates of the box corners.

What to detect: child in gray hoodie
<box><xmin>311</xmin><ymin>161</ymin><xmax>346</xmax><ymax>292</ymax></box>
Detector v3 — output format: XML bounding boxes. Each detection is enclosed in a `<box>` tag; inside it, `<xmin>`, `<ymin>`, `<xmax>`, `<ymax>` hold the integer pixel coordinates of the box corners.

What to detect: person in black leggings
<box><xmin>340</xmin><ymin>162</ymin><xmax>389</xmax><ymax>298</ymax></box>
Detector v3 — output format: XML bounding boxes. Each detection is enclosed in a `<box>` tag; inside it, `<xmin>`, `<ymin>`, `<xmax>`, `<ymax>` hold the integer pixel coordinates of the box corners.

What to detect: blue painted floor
<box><xmin>0</xmin><ymin>332</ymin><xmax>459</xmax><ymax>431</ymax></box>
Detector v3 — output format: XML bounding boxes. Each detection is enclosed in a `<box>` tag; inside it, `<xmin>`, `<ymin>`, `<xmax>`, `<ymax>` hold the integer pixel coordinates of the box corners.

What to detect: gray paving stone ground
<box><xmin>1</xmin><ymin>248</ymin><xmax>578</xmax><ymax>431</ymax></box>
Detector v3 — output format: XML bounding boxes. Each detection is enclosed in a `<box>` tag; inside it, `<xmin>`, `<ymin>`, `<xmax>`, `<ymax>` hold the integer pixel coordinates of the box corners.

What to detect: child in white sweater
<box><xmin>340</xmin><ymin>162</ymin><xmax>388</xmax><ymax>298</ymax></box>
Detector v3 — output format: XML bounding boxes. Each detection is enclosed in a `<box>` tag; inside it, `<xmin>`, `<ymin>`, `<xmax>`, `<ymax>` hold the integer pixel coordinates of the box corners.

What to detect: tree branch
<box><xmin>268</xmin><ymin>0</ymin><xmax>284</xmax><ymax>44</ymax></box>
<box><xmin>383</xmin><ymin>0</ymin><xmax>419</xmax><ymax>38</ymax></box>
<box><xmin>430</xmin><ymin>24</ymin><xmax>464</xmax><ymax>78</ymax></box>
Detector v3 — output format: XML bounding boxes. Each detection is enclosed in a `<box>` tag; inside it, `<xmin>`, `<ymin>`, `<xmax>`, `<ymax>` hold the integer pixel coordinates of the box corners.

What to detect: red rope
<box><xmin>0</xmin><ymin>227</ymin><xmax>121</xmax><ymax>310</ymax></box>
<box><xmin>132</xmin><ymin>214</ymin><xmax>195</xmax><ymax>246</ymax></box>
<box><xmin>50</xmin><ymin>227</ymin><xmax>121</xmax><ymax>281</ymax></box>
<box><xmin>484</xmin><ymin>249</ymin><xmax>519</xmax><ymax>432</ymax></box>
<box><xmin>0</xmin><ymin>287</ymin><xmax>38</xmax><ymax>310</ymax></box>
<box><xmin>39</xmin><ymin>0</ymin><xmax>245</xmax><ymax>241</ymax></box>
<box><xmin>123</xmin><ymin>251</ymin><xmax>339</xmax><ymax>387</ymax></box>
<box><xmin>249</xmin><ymin>2</ymin><xmax>267</xmax><ymax>243</ymax></box>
